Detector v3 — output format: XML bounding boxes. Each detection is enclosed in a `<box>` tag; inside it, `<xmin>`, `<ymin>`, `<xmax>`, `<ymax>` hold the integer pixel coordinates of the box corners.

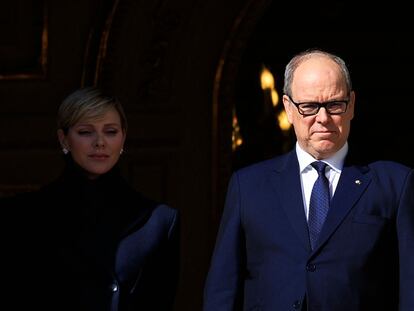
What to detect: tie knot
<box><xmin>311</xmin><ymin>161</ymin><xmax>327</xmax><ymax>175</ymax></box>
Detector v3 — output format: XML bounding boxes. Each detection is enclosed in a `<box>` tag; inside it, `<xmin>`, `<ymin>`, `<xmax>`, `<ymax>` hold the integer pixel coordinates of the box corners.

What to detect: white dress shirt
<box><xmin>296</xmin><ymin>142</ymin><xmax>348</xmax><ymax>220</ymax></box>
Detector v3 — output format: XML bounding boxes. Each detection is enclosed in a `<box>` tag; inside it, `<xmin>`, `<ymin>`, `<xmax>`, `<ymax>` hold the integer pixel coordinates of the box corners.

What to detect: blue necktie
<box><xmin>308</xmin><ymin>161</ymin><xmax>330</xmax><ymax>250</ymax></box>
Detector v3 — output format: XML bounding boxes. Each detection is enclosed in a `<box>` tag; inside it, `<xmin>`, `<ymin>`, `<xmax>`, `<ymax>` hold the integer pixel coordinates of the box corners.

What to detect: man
<box><xmin>203</xmin><ymin>49</ymin><xmax>414</xmax><ymax>311</ymax></box>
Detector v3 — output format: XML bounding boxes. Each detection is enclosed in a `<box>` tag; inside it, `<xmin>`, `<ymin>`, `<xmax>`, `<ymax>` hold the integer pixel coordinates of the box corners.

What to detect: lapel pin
<box><xmin>355</xmin><ymin>180</ymin><xmax>361</xmax><ymax>185</ymax></box>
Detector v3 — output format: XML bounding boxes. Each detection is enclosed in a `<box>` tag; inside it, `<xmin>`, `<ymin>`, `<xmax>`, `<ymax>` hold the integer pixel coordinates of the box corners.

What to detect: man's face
<box><xmin>282</xmin><ymin>56</ymin><xmax>355</xmax><ymax>159</ymax></box>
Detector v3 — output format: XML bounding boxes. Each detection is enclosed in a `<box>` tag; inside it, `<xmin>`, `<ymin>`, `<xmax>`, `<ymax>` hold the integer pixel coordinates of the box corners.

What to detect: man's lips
<box><xmin>312</xmin><ymin>130</ymin><xmax>335</xmax><ymax>137</ymax></box>
<box><xmin>313</xmin><ymin>128</ymin><xmax>334</xmax><ymax>133</ymax></box>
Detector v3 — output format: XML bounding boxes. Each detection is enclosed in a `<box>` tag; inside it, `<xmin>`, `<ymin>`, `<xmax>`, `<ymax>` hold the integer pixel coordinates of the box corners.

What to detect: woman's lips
<box><xmin>88</xmin><ymin>154</ymin><xmax>109</xmax><ymax>160</ymax></box>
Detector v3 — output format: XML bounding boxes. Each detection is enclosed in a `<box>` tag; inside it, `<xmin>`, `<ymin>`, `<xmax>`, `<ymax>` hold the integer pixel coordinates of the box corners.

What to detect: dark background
<box><xmin>1</xmin><ymin>1</ymin><xmax>412</xmax><ymax>310</ymax></box>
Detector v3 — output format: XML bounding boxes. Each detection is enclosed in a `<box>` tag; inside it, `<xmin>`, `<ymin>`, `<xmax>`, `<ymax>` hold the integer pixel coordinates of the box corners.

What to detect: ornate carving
<box><xmin>211</xmin><ymin>0</ymin><xmax>273</xmax><ymax>223</ymax></box>
<box><xmin>0</xmin><ymin>1</ymin><xmax>48</xmax><ymax>80</ymax></box>
<box><xmin>82</xmin><ymin>0</ymin><xmax>181</xmax><ymax>108</ymax></box>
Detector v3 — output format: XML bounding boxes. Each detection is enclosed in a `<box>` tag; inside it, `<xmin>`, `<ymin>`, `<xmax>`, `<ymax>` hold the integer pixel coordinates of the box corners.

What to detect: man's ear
<box><xmin>348</xmin><ymin>91</ymin><xmax>355</xmax><ymax>120</ymax></box>
<box><xmin>282</xmin><ymin>95</ymin><xmax>294</xmax><ymax>124</ymax></box>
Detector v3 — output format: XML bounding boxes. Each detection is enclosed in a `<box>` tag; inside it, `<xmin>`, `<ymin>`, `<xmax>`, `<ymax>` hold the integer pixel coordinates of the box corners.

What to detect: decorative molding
<box><xmin>82</xmin><ymin>0</ymin><xmax>180</xmax><ymax>110</ymax></box>
<box><xmin>211</xmin><ymin>0</ymin><xmax>273</xmax><ymax>224</ymax></box>
<box><xmin>81</xmin><ymin>0</ymin><xmax>119</xmax><ymax>87</ymax></box>
<box><xmin>93</xmin><ymin>0</ymin><xmax>121</xmax><ymax>86</ymax></box>
<box><xmin>0</xmin><ymin>1</ymin><xmax>48</xmax><ymax>80</ymax></box>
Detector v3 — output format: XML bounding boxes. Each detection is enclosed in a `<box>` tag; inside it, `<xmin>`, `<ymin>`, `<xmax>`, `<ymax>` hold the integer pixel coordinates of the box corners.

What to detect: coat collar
<box><xmin>268</xmin><ymin>150</ymin><xmax>371</xmax><ymax>252</ymax></box>
<box><xmin>43</xmin><ymin>159</ymin><xmax>157</xmax><ymax>240</ymax></box>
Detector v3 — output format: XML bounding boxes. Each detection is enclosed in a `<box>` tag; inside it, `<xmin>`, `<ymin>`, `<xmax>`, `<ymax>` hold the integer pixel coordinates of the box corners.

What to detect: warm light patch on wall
<box><xmin>271</xmin><ymin>89</ymin><xmax>279</xmax><ymax>107</ymax></box>
<box><xmin>277</xmin><ymin>110</ymin><xmax>291</xmax><ymax>131</ymax></box>
<box><xmin>232</xmin><ymin>108</ymin><xmax>243</xmax><ymax>151</ymax></box>
<box><xmin>260</xmin><ymin>66</ymin><xmax>290</xmax><ymax>131</ymax></box>
<box><xmin>260</xmin><ymin>67</ymin><xmax>279</xmax><ymax>107</ymax></box>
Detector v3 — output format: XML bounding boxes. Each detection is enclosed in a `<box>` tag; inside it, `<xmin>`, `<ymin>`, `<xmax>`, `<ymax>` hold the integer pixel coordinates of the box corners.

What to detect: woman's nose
<box><xmin>94</xmin><ymin>135</ymin><xmax>105</xmax><ymax>148</ymax></box>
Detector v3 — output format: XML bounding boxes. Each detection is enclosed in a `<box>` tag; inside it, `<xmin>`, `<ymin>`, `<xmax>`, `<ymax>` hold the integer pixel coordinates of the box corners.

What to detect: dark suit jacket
<box><xmin>204</xmin><ymin>149</ymin><xmax>414</xmax><ymax>311</ymax></box>
<box><xmin>1</xmin><ymin>161</ymin><xmax>179</xmax><ymax>311</ymax></box>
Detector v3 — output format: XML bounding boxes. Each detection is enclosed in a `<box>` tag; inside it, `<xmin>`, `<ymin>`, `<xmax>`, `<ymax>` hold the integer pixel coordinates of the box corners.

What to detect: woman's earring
<box><xmin>62</xmin><ymin>148</ymin><xmax>69</xmax><ymax>154</ymax></box>
<box><xmin>120</xmin><ymin>148</ymin><xmax>124</xmax><ymax>155</ymax></box>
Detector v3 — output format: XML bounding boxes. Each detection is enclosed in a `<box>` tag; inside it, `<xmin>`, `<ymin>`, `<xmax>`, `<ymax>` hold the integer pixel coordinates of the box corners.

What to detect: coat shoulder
<box><xmin>369</xmin><ymin>160</ymin><xmax>411</xmax><ymax>170</ymax></box>
<box><xmin>234</xmin><ymin>152</ymin><xmax>292</xmax><ymax>179</ymax></box>
<box><xmin>368</xmin><ymin>160</ymin><xmax>412</xmax><ymax>178</ymax></box>
<box><xmin>148</xmin><ymin>203</ymin><xmax>180</xmax><ymax>234</ymax></box>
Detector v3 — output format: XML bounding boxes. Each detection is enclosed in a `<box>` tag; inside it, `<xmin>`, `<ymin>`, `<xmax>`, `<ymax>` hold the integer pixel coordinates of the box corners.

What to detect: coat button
<box><xmin>306</xmin><ymin>263</ymin><xmax>316</xmax><ymax>272</ymax></box>
<box><xmin>293</xmin><ymin>300</ymin><xmax>302</xmax><ymax>309</ymax></box>
<box><xmin>111</xmin><ymin>283</ymin><xmax>119</xmax><ymax>292</ymax></box>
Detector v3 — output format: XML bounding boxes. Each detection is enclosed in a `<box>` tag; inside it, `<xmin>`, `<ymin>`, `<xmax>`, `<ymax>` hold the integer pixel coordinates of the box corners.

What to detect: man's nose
<box><xmin>315</xmin><ymin>107</ymin><xmax>330</xmax><ymax>122</ymax></box>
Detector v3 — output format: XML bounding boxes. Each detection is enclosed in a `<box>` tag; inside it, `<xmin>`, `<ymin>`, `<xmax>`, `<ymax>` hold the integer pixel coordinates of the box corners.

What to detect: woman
<box><xmin>5</xmin><ymin>87</ymin><xmax>180</xmax><ymax>310</ymax></box>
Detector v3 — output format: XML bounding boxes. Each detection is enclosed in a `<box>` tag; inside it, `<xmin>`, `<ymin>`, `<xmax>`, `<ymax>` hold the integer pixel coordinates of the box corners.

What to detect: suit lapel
<box><xmin>313</xmin><ymin>164</ymin><xmax>372</xmax><ymax>252</ymax></box>
<box><xmin>269</xmin><ymin>151</ymin><xmax>311</xmax><ymax>251</ymax></box>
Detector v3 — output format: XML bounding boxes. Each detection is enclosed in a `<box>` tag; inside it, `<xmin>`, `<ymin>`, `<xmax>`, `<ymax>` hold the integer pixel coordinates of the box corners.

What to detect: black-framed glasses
<box><xmin>287</xmin><ymin>95</ymin><xmax>349</xmax><ymax>116</ymax></box>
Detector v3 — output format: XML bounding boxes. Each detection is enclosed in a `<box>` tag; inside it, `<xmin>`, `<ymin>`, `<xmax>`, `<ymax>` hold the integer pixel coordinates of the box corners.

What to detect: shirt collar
<box><xmin>296</xmin><ymin>141</ymin><xmax>348</xmax><ymax>173</ymax></box>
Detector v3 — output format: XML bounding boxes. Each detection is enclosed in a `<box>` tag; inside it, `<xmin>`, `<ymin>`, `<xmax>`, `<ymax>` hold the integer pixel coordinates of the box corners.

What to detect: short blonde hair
<box><xmin>57</xmin><ymin>87</ymin><xmax>127</xmax><ymax>134</ymax></box>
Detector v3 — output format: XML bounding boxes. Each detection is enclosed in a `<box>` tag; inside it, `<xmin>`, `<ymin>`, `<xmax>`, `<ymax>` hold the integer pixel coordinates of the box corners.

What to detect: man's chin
<box><xmin>312</xmin><ymin>141</ymin><xmax>337</xmax><ymax>158</ymax></box>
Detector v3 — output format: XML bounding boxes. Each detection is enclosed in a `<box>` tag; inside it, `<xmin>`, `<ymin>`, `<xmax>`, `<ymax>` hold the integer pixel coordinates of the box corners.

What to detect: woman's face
<box><xmin>58</xmin><ymin>108</ymin><xmax>126</xmax><ymax>179</ymax></box>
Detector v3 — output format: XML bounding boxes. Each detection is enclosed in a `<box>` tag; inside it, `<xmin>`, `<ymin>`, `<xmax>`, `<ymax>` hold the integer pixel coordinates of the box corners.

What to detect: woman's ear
<box><xmin>57</xmin><ymin>129</ymin><xmax>69</xmax><ymax>151</ymax></box>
